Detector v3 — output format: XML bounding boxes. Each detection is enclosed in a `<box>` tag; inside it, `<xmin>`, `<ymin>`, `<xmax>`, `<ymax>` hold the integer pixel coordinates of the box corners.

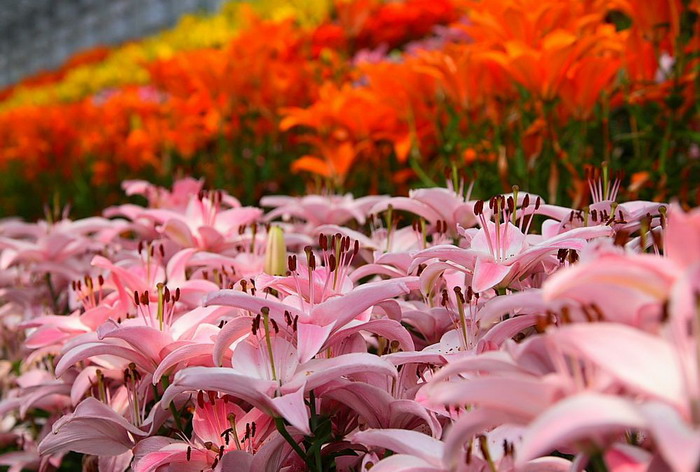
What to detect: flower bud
<box><xmin>264</xmin><ymin>225</ymin><xmax>287</xmax><ymax>276</ymax></box>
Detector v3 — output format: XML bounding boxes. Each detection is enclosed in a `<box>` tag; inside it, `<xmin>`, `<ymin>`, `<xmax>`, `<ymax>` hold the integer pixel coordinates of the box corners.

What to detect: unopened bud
<box><xmin>264</xmin><ymin>226</ymin><xmax>287</xmax><ymax>276</ymax></box>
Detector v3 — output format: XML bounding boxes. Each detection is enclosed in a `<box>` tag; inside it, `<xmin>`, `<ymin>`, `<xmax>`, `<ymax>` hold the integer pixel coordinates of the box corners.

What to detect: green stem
<box><xmin>588</xmin><ymin>453</ymin><xmax>610</xmax><ymax>472</ymax></box>
<box><xmin>309</xmin><ymin>390</ymin><xmax>322</xmax><ymax>472</ymax></box>
<box><xmin>160</xmin><ymin>376</ymin><xmax>184</xmax><ymax>433</ymax></box>
<box><xmin>275</xmin><ymin>417</ymin><xmax>309</xmax><ymax>467</ymax></box>
<box><xmin>409</xmin><ymin>153</ymin><xmax>437</xmax><ymax>187</ymax></box>
<box><xmin>45</xmin><ymin>273</ymin><xmax>60</xmax><ymax>314</ymax></box>
<box><xmin>262</xmin><ymin>309</ymin><xmax>277</xmax><ymax>381</ymax></box>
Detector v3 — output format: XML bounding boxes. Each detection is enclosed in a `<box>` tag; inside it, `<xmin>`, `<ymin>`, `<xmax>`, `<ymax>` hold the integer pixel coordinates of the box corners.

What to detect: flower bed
<box><xmin>0</xmin><ymin>176</ymin><xmax>697</xmax><ymax>471</ymax></box>
<box><xmin>0</xmin><ymin>0</ymin><xmax>698</xmax><ymax>218</ymax></box>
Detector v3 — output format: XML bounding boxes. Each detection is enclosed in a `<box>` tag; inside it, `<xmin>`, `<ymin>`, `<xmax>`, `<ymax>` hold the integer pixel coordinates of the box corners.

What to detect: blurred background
<box><xmin>0</xmin><ymin>0</ymin><xmax>698</xmax><ymax>220</ymax></box>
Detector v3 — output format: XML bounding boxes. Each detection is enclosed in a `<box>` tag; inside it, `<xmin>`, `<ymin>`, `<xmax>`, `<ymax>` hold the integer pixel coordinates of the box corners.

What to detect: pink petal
<box><xmin>476</xmin><ymin>289</ymin><xmax>545</xmax><ymax>326</ymax></box>
<box><xmin>296</xmin><ymin>322</ymin><xmax>335</xmax><ymax>363</ymax></box>
<box><xmin>311</xmin><ymin>277</ymin><xmax>415</xmax><ymax>327</ymax></box>
<box><xmin>370</xmin><ymin>197</ymin><xmax>443</xmax><ymax>224</ymax></box>
<box><xmin>204</xmin><ymin>290</ymin><xmax>305</xmax><ymax>321</ymax></box>
<box><xmin>160</xmin><ymin>219</ymin><xmax>195</xmax><ymax>247</ymax></box>
<box><xmin>165</xmin><ymin>248</ymin><xmax>198</xmax><ymax>283</ymax></box>
<box><xmin>197</xmin><ymin>225</ymin><xmax>224</xmax><ymax>250</ymax></box>
<box><xmin>91</xmin><ymin>255</ymin><xmax>148</xmax><ymax>293</ymax></box>
<box><xmin>39</xmin><ymin>398</ymin><xmax>146</xmax><ymax>456</ymax></box>
<box><xmin>410</xmin><ymin>245</ymin><xmax>478</xmax><ymax>273</ymax></box>
<box><xmin>472</xmin><ymin>257</ymin><xmax>511</xmax><ymax>293</ymax></box>
<box><xmin>56</xmin><ymin>342</ymin><xmax>154</xmax><ymax>376</ymax></box>
<box><xmin>443</xmin><ymin>408</ymin><xmax>518</xmax><ymax>468</ymax></box>
<box><xmin>153</xmin><ymin>343</ymin><xmax>214</xmax><ymax>381</ymax></box>
<box><xmin>641</xmin><ymin>402</ymin><xmax>700</xmax><ymax>472</ymax></box>
<box><xmin>285</xmin><ymin>353</ymin><xmax>397</xmax><ymax>393</ymax></box>
<box><xmin>480</xmin><ymin>314</ymin><xmax>538</xmax><ymax>348</ymax></box>
<box><xmin>160</xmin><ymin>367</ymin><xmax>277</xmax><ymax>413</ymax></box>
<box><xmin>516</xmin><ymin>393</ymin><xmax>647</xmax><ymax>466</ymax></box>
<box><xmin>212</xmin><ymin>316</ymin><xmax>253</xmax><ymax>367</ymax></box>
<box><xmin>552</xmin><ymin>323</ymin><xmax>684</xmax><ymax>408</ymax></box>
<box><xmin>351</xmin><ymin>429</ymin><xmax>443</xmax><ymax>465</ymax></box>
<box><xmin>327</xmin><ymin>319</ymin><xmax>415</xmax><ymax>352</ymax></box>
<box><xmin>97</xmin><ymin>324</ymin><xmax>173</xmax><ymax>363</ymax></box>
<box><xmin>363</xmin><ymin>454</ymin><xmax>440</xmax><ymax>472</ymax></box>
<box><xmin>268</xmin><ymin>385</ymin><xmax>310</xmax><ymax>435</ymax></box>
<box><xmin>421</xmin><ymin>377</ymin><xmax>561</xmax><ymax>419</ymax></box>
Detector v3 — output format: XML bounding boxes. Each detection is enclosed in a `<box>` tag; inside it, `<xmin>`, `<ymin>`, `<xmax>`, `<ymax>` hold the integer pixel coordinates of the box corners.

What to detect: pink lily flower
<box><xmin>412</xmin><ymin>197</ymin><xmax>612</xmax><ymax>293</ymax></box>
<box><xmin>369</xmin><ymin>186</ymin><xmax>480</xmax><ymax>236</ymax></box>
<box><xmin>206</xmin><ymin>274</ymin><xmax>416</xmax><ymax>364</ymax></box>
<box><xmin>122</xmin><ymin>177</ymin><xmax>205</xmax><ymax>211</ymax></box>
<box><xmin>38</xmin><ymin>397</ymin><xmax>148</xmax><ymax>456</ymax></box>
<box><xmin>160</xmin><ymin>333</ymin><xmax>398</xmax><ymax>435</ymax></box>
<box><xmin>262</xmin><ymin>193</ymin><xmax>387</xmax><ymax>228</ymax></box>
<box><xmin>133</xmin><ymin>393</ymin><xmax>270</xmax><ymax>472</ymax></box>
<box><xmin>136</xmin><ymin>190</ymin><xmax>262</xmax><ymax>251</ymax></box>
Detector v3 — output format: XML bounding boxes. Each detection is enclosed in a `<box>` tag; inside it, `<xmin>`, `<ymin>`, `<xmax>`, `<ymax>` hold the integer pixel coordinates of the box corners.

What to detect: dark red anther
<box><xmin>186</xmin><ymin>446</ymin><xmax>191</xmax><ymax>461</ymax></box>
<box><xmin>453</xmin><ymin>286</ymin><xmax>465</xmax><ymax>304</ymax></box>
<box><xmin>197</xmin><ymin>391</ymin><xmax>205</xmax><ymax>409</ymax></box>
<box><xmin>522</xmin><ymin>194</ymin><xmax>530</xmax><ymax>208</ymax></box>
<box><xmin>174</xmin><ymin>287</ymin><xmax>180</xmax><ymax>301</ymax></box>
<box><xmin>98</xmin><ymin>275</ymin><xmax>104</xmax><ymax>286</ymax></box>
<box><xmin>319</xmin><ymin>234</ymin><xmax>327</xmax><ymax>251</ymax></box>
<box><xmin>252</xmin><ymin>314</ymin><xmax>261</xmax><ymax>335</ymax></box>
<box><xmin>328</xmin><ymin>253</ymin><xmax>337</xmax><ymax>272</ymax></box>
<box><xmin>568</xmin><ymin>250</ymin><xmax>579</xmax><ymax>264</ymax></box>
<box><xmin>138</xmin><ymin>241</ymin><xmax>143</xmax><ymax>254</ymax></box>
<box><xmin>507</xmin><ymin>196</ymin><xmax>515</xmax><ymax>214</ymax></box>
<box><xmin>271</xmin><ymin>319</ymin><xmax>279</xmax><ymax>334</ymax></box>
<box><xmin>292</xmin><ymin>315</ymin><xmax>298</xmax><ymax>332</ymax></box>
<box><xmin>535</xmin><ymin>197</ymin><xmax>541</xmax><ymax>210</ymax></box>
<box><xmin>614</xmin><ymin>230</ymin><xmax>630</xmax><ymax>246</ymax></box>
<box><xmin>353</xmin><ymin>239</ymin><xmax>359</xmax><ymax>256</ymax></box>
<box><xmin>474</xmin><ymin>200</ymin><xmax>484</xmax><ymax>215</ymax></box>
<box><xmin>133</xmin><ymin>290</ymin><xmax>140</xmax><ymax>306</ymax></box>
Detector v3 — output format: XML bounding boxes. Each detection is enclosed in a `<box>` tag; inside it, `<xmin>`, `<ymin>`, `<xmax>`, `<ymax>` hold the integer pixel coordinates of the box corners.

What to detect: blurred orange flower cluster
<box><xmin>0</xmin><ymin>0</ymin><xmax>698</xmax><ymax>216</ymax></box>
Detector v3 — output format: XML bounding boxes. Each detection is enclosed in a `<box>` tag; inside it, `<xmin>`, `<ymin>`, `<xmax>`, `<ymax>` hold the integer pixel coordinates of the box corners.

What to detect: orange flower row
<box><xmin>0</xmin><ymin>0</ymin><xmax>697</xmax><ymax>203</ymax></box>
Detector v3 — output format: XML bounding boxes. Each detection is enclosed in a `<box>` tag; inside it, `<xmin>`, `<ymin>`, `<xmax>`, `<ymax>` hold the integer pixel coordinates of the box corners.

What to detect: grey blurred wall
<box><xmin>0</xmin><ymin>0</ymin><xmax>228</xmax><ymax>88</ymax></box>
